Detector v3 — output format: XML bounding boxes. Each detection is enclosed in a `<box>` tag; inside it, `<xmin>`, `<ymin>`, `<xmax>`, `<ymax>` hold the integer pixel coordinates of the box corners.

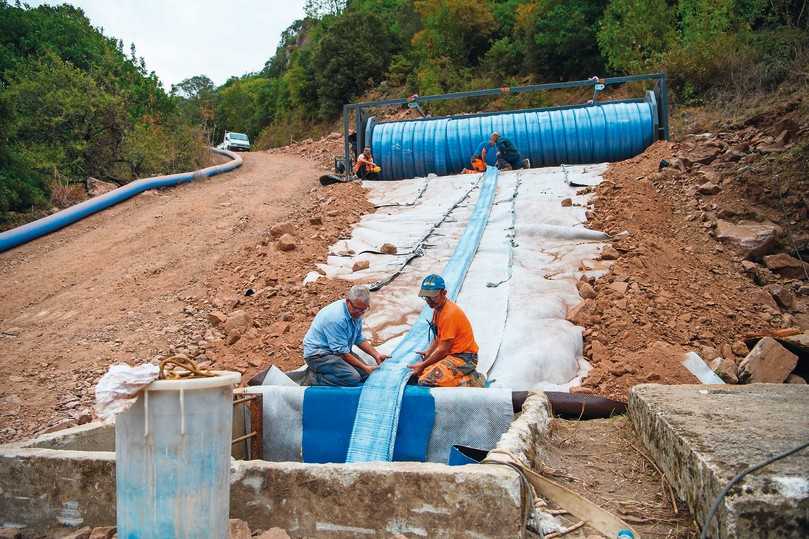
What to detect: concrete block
<box><xmin>629</xmin><ymin>384</ymin><xmax>809</xmax><ymax>538</ymax></box>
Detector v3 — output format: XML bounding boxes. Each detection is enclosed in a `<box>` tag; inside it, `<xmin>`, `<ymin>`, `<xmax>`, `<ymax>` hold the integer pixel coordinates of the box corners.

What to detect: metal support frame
<box><xmin>231</xmin><ymin>393</ymin><xmax>263</xmax><ymax>460</ymax></box>
<box><xmin>340</xmin><ymin>73</ymin><xmax>669</xmax><ymax>177</ymax></box>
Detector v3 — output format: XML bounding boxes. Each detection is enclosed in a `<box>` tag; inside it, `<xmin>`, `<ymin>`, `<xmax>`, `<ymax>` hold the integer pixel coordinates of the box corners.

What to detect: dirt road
<box><xmin>0</xmin><ymin>153</ymin><xmax>329</xmax><ymax>442</ymax></box>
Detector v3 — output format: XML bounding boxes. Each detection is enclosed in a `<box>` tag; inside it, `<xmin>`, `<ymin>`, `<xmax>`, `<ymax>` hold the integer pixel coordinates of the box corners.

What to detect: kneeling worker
<box><xmin>409</xmin><ymin>274</ymin><xmax>485</xmax><ymax>387</ymax></box>
<box><xmin>303</xmin><ymin>285</ymin><xmax>390</xmax><ymax>386</ymax></box>
<box><xmin>354</xmin><ymin>147</ymin><xmax>381</xmax><ymax>180</ymax></box>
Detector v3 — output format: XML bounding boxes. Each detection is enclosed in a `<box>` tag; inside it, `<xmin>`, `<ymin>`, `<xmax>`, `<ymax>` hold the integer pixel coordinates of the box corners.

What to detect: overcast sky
<box><xmin>31</xmin><ymin>0</ymin><xmax>307</xmax><ymax>89</ymax></box>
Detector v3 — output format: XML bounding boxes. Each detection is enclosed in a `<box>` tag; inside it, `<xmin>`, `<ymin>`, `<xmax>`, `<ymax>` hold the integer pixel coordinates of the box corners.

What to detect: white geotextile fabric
<box><xmin>245</xmin><ymin>385</ymin><xmax>304</xmax><ymax>462</ymax></box>
<box><xmin>426</xmin><ymin>387</ymin><xmax>513</xmax><ymax>463</ymax></box>
<box><xmin>314</xmin><ymin>164</ymin><xmax>611</xmax><ymax>391</ymax></box>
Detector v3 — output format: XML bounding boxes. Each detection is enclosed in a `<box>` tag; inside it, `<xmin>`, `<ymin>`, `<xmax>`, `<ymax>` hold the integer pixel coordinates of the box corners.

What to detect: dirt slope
<box><xmin>0</xmin><ymin>153</ymin><xmax>360</xmax><ymax>443</ymax></box>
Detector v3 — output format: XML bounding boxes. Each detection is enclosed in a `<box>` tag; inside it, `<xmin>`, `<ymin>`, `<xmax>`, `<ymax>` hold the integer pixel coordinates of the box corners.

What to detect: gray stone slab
<box><xmin>629</xmin><ymin>384</ymin><xmax>809</xmax><ymax>538</ymax></box>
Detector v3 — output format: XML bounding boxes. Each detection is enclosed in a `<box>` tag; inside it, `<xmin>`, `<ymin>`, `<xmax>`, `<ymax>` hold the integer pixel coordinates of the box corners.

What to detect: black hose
<box><xmin>512</xmin><ymin>391</ymin><xmax>626</xmax><ymax>418</ymax></box>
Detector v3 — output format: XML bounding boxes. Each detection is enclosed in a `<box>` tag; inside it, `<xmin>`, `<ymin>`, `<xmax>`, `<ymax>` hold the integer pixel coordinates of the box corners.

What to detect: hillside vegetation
<box><xmin>189</xmin><ymin>0</ymin><xmax>807</xmax><ymax>147</ymax></box>
<box><xmin>0</xmin><ymin>1</ymin><xmax>207</xmax><ymax>227</ymax></box>
<box><xmin>1</xmin><ymin>0</ymin><xmax>807</xmax><ymax>226</ymax></box>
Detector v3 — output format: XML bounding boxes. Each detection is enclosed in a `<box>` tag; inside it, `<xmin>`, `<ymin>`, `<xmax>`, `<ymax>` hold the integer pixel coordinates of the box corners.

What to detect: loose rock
<box><xmin>697</xmin><ymin>182</ymin><xmax>721</xmax><ymax>195</ymax></box>
<box><xmin>276</xmin><ymin>234</ymin><xmax>297</xmax><ymax>251</ymax></box>
<box><xmin>561</xmin><ymin>198</ymin><xmax>573</xmax><ymax>207</ymax></box>
<box><xmin>766</xmin><ymin>284</ymin><xmax>796</xmax><ymax>310</ymax></box>
<box><xmin>738</xmin><ymin>337</ymin><xmax>798</xmax><ymax>383</ymax></box>
<box><xmin>763</xmin><ymin>253</ymin><xmax>809</xmax><ymax>279</ymax></box>
<box><xmin>709</xmin><ymin>357</ymin><xmax>739</xmax><ymax>384</ymax></box>
<box><xmin>88</xmin><ymin>527</ymin><xmax>116</xmax><ymax>539</ymax></box>
<box><xmin>715</xmin><ymin>220</ymin><xmax>781</xmax><ymax>258</ymax></box>
<box><xmin>207</xmin><ymin>310</ymin><xmax>228</xmax><ymax>327</ymax></box>
<box><xmin>786</xmin><ymin>374</ymin><xmax>807</xmax><ymax>384</ymax></box>
<box><xmin>576</xmin><ymin>281</ymin><xmax>596</xmax><ymax>299</ymax></box>
<box><xmin>380</xmin><ymin>243</ymin><xmax>397</xmax><ymax>255</ymax></box>
<box><xmin>600</xmin><ymin>245</ymin><xmax>620</xmax><ymax>260</ymax></box>
<box><xmin>352</xmin><ymin>259</ymin><xmax>370</xmax><ymax>272</ymax></box>
<box><xmin>270</xmin><ymin>222</ymin><xmax>294</xmax><ymax>239</ymax></box>
<box><xmin>223</xmin><ymin>310</ymin><xmax>251</xmax><ymax>336</ymax></box>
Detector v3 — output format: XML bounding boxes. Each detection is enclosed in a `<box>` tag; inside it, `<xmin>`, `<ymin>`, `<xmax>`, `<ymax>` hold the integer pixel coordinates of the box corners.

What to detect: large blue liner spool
<box><xmin>365</xmin><ymin>92</ymin><xmax>658</xmax><ymax>181</ymax></box>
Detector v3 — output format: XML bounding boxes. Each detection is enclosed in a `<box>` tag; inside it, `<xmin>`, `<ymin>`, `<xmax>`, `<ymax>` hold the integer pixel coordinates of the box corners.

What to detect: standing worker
<box><xmin>354</xmin><ymin>147</ymin><xmax>382</xmax><ymax>180</ymax></box>
<box><xmin>408</xmin><ymin>274</ymin><xmax>486</xmax><ymax>387</ymax></box>
<box><xmin>303</xmin><ymin>285</ymin><xmax>390</xmax><ymax>386</ymax></box>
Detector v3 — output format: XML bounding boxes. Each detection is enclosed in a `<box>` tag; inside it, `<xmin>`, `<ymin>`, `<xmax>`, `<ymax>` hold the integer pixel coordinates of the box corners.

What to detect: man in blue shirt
<box><xmin>475</xmin><ymin>138</ymin><xmax>498</xmax><ymax>167</ymax></box>
<box><xmin>303</xmin><ymin>285</ymin><xmax>390</xmax><ymax>386</ymax></box>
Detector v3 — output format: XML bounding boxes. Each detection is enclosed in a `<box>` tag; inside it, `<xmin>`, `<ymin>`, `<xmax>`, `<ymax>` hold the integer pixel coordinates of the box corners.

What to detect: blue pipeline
<box><xmin>346</xmin><ymin>166</ymin><xmax>499</xmax><ymax>463</ymax></box>
<box><xmin>366</xmin><ymin>93</ymin><xmax>658</xmax><ymax>181</ymax></box>
<box><xmin>0</xmin><ymin>149</ymin><xmax>243</xmax><ymax>253</ymax></box>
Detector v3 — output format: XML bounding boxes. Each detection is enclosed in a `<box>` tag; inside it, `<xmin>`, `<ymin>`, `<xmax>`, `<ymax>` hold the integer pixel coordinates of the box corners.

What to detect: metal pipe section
<box><xmin>366</xmin><ymin>95</ymin><xmax>658</xmax><ymax>181</ymax></box>
<box><xmin>0</xmin><ymin>149</ymin><xmax>243</xmax><ymax>253</ymax></box>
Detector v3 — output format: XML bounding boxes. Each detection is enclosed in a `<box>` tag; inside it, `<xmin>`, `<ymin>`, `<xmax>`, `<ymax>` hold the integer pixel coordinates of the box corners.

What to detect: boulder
<box><xmin>380</xmin><ymin>243</ymin><xmax>398</xmax><ymax>255</ymax></box>
<box><xmin>715</xmin><ymin>220</ymin><xmax>781</xmax><ymax>258</ymax></box>
<box><xmin>709</xmin><ymin>357</ymin><xmax>739</xmax><ymax>384</ymax></box>
<box><xmin>352</xmin><ymin>259</ymin><xmax>370</xmax><ymax>272</ymax></box>
<box><xmin>276</xmin><ymin>233</ymin><xmax>297</xmax><ymax>251</ymax></box>
<box><xmin>763</xmin><ymin>253</ymin><xmax>809</xmax><ymax>279</ymax></box>
<box><xmin>738</xmin><ymin>337</ymin><xmax>798</xmax><ymax>383</ymax></box>
<box><xmin>224</xmin><ymin>310</ymin><xmax>251</xmax><ymax>336</ymax></box>
<box><xmin>270</xmin><ymin>222</ymin><xmax>295</xmax><ymax>238</ymax></box>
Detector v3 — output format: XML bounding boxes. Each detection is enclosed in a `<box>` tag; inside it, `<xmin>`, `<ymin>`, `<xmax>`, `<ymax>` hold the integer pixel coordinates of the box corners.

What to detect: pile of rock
<box><xmin>706</xmin><ymin>334</ymin><xmax>806</xmax><ymax>385</ymax></box>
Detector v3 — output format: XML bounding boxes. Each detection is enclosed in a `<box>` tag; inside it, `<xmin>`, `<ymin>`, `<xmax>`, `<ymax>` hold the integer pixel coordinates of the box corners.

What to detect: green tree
<box><xmin>515</xmin><ymin>0</ymin><xmax>607</xmax><ymax>81</ymax></box>
<box><xmin>311</xmin><ymin>11</ymin><xmax>394</xmax><ymax>118</ymax></box>
<box><xmin>596</xmin><ymin>0</ymin><xmax>677</xmax><ymax>73</ymax></box>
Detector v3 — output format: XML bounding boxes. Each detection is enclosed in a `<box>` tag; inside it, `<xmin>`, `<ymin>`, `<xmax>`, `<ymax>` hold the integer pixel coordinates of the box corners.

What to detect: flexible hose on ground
<box><xmin>0</xmin><ymin>148</ymin><xmax>242</xmax><ymax>253</ymax></box>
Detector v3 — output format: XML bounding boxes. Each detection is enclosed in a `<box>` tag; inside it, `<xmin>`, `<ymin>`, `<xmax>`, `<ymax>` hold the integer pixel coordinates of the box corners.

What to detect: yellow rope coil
<box><xmin>158</xmin><ymin>355</ymin><xmax>215</xmax><ymax>380</ymax></box>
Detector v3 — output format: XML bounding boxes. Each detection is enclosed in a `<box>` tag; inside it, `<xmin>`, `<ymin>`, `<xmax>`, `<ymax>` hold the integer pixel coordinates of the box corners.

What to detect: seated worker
<box><xmin>475</xmin><ymin>137</ymin><xmax>499</xmax><ymax>168</ymax></box>
<box><xmin>490</xmin><ymin>132</ymin><xmax>524</xmax><ymax>170</ymax></box>
<box><xmin>462</xmin><ymin>154</ymin><xmax>486</xmax><ymax>174</ymax></box>
<box><xmin>354</xmin><ymin>146</ymin><xmax>382</xmax><ymax>180</ymax></box>
<box><xmin>303</xmin><ymin>285</ymin><xmax>390</xmax><ymax>386</ymax></box>
<box><xmin>408</xmin><ymin>274</ymin><xmax>486</xmax><ymax>387</ymax></box>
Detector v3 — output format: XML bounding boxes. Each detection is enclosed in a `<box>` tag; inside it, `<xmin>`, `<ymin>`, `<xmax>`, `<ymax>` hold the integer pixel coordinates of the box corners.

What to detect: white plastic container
<box><xmin>116</xmin><ymin>371</ymin><xmax>240</xmax><ymax>538</ymax></box>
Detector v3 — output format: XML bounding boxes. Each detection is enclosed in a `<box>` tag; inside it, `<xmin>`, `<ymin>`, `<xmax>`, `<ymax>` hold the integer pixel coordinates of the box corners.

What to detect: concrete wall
<box><xmin>0</xmin><ymin>394</ymin><xmax>551</xmax><ymax>537</ymax></box>
<box><xmin>629</xmin><ymin>384</ymin><xmax>809</xmax><ymax>538</ymax></box>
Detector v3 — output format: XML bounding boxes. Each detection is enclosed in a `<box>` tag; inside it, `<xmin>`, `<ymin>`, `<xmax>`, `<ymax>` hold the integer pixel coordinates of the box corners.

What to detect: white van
<box><xmin>218</xmin><ymin>131</ymin><xmax>251</xmax><ymax>152</ymax></box>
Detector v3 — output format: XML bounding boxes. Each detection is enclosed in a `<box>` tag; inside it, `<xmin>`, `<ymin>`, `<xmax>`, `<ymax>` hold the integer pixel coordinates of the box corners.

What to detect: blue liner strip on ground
<box><xmin>302</xmin><ymin>386</ymin><xmax>435</xmax><ymax>463</ymax></box>
<box><xmin>367</xmin><ymin>96</ymin><xmax>657</xmax><ymax>180</ymax></box>
<box><xmin>345</xmin><ymin>166</ymin><xmax>499</xmax><ymax>463</ymax></box>
<box><xmin>0</xmin><ymin>149</ymin><xmax>243</xmax><ymax>253</ymax></box>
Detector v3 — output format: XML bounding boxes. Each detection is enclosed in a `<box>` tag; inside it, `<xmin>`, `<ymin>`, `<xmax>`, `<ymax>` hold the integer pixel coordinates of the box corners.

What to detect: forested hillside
<box><xmin>183</xmin><ymin>0</ymin><xmax>807</xmax><ymax>148</ymax></box>
<box><xmin>0</xmin><ymin>1</ymin><xmax>206</xmax><ymax>226</ymax></box>
<box><xmin>1</xmin><ymin>0</ymin><xmax>806</xmax><ymax>226</ymax></box>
